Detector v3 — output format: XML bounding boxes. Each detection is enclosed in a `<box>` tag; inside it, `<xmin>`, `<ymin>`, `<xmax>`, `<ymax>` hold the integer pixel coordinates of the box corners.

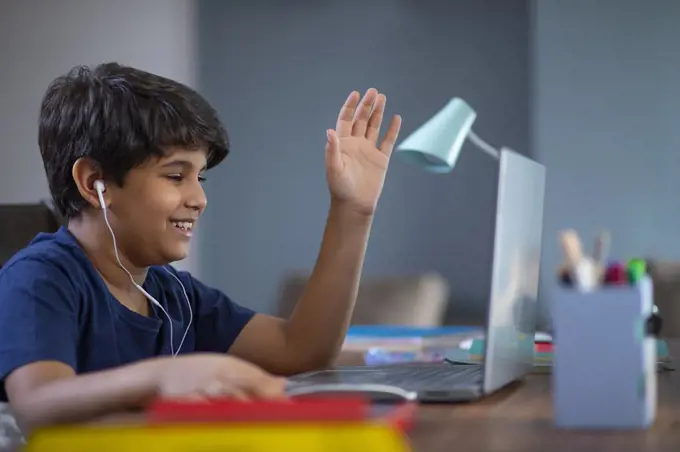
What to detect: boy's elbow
<box><xmin>9</xmin><ymin>399</ymin><xmax>50</xmax><ymax>437</ymax></box>
<box><xmin>4</xmin><ymin>363</ymin><xmax>79</xmax><ymax>434</ymax></box>
<box><xmin>308</xmin><ymin>351</ymin><xmax>339</xmax><ymax>371</ymax></box>
<box><xmin>10</xmin><ymin>386</ymin><xmax>77</xmax><ymax>435</ymax></box>
<box><xmin>278</xmin><ymin>349</ymin><xmax>338</xmax><ymax>376</ymax></box>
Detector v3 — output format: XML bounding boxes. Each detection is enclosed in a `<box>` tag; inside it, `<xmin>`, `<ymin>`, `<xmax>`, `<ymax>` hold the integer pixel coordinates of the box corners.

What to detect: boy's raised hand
<box><xmin>325</xmin><ymin>89</ymin><xmax>402</xmax><ymax>217</ymax></box>
<box><xmin>155</xmin><ymin>354</ymin><xmax>287</xmax><ymax>401</ymax></box>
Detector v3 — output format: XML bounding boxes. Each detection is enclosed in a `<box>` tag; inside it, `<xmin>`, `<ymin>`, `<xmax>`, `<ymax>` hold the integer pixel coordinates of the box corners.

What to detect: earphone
<box><xmin>94</xmin><ymin>179</ymin><xmax>192</xmax><ymax>357</ymax></box>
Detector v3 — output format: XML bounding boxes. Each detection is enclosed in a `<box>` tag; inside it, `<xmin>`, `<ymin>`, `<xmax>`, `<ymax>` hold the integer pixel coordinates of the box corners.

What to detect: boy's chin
<box><xmin>162</xmin><ymin>244</ymin><xmax>191</xmax><ymax>264</ymax></box>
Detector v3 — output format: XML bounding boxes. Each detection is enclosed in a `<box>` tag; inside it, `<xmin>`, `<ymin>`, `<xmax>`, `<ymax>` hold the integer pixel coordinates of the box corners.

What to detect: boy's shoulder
<box><xmin>0</xmin><ymin>228</ymin><xmax>182</xmax><ymax>288</ymax></box>
<box><xmin>0</xmin><ymin>227</ymin><xmax>91</xmax><ymax>285</ymax></box>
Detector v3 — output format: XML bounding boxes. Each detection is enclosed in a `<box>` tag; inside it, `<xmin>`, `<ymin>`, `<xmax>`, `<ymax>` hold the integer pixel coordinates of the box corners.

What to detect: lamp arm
<box><xmin>468</xmin><ymin>129</ymin><xmax>500</xmax><ymax>160</ymax></box>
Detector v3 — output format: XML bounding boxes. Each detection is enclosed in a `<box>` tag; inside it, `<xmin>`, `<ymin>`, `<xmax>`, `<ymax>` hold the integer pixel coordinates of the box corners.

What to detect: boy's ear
<box><xmin>72</xmin><ymin>158</ymin><xmax>108</xmax><ymax>210</ymax></box>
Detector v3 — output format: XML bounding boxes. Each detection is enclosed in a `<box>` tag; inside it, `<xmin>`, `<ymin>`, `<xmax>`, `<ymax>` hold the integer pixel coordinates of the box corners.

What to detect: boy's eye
<box><xmin>166</xmin><ymin>174</ymin><xmax>207</xmax><ymax>183</ymax></box>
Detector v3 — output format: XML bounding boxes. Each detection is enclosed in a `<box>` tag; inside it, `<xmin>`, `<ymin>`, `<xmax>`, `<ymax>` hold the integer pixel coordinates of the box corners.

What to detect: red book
<box><xmin>147</xmin><ymin>397</ymin><xmax>416</xmax><ymax>431</ymax></box>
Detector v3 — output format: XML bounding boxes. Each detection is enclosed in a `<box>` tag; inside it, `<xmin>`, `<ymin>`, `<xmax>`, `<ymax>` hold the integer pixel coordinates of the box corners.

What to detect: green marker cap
<box><xmin>627</xmin><ymin>258</ymin><xmax>647</xmax><ymax>283</ymax></box>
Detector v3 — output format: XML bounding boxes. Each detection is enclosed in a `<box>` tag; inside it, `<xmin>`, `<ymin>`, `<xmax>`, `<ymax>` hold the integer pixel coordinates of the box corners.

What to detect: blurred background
<box><xmin>1</xmin><ymin>0</ymin><xmax>679</xmax><ymax>331</ymax></box>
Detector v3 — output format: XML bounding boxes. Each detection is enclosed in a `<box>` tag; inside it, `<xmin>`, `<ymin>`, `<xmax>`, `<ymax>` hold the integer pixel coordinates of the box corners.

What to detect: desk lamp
<box><xmin>395</xmin><ymin>97</ymin><xmax>500</xmax><ymax>171</ymax></box>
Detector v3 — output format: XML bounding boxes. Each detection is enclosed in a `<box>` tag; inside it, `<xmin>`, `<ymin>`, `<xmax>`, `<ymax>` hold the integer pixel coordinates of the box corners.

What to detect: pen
<box><xmin>593</xmin><ymin>230</ymin><xmax>611</xmax><ymax>282</ymax></box>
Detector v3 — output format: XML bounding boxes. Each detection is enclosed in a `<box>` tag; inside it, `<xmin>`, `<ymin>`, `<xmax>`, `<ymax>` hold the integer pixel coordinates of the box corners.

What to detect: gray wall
<box><xmin>0</xmin><ymin>0</ymin><xmax>201</xmax><ymax>273</ymax></box>
<box><xmin>8</xmin><ymin>1</ymin><xmax>672</xmax><ymax>329</ymax></box>
<box><xmin>197</xmin><ymin>0</ymin><xmax>531</xmax><ymax>316</ymax></box>
<box><xmin>533</xmin><ymin>0</ymin><xmax>680</xmax><ymax>328</ymax></box>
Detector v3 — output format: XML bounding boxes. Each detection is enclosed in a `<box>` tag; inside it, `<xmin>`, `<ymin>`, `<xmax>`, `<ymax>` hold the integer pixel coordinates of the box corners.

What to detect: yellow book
<box><xmin>26</xmin><ymin>422</ymin><xmax>412</xmax><ymax>452</ymax></box>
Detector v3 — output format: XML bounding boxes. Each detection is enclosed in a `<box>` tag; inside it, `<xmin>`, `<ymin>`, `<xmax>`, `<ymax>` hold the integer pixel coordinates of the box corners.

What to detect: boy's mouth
<box><xmin>170</xmin><ymin>220</ymin><xmax>195</xmax><ymax>233</ymax></box>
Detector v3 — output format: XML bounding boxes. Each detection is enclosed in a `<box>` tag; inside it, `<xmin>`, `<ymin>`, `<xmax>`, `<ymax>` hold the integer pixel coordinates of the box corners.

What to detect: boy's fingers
<box><xmin>229</xmin><ymin>389</ymin><xmax>251</xmax><ymax>401</ymax></box>
<box><xmin>169</xmin><ymin>392</ymin><xmax>208</xmax><ymax>402</ymax></box>
<box><xmin>249</xmin><ymin>376</ymin><xmax>288</xmax><ymax>399</ymax></box>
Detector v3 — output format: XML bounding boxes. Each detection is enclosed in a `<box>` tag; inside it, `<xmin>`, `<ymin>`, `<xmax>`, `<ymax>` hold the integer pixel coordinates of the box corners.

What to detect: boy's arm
<box><xmin>0</xmin><ymin>259</ymin><xmax>161</xmax><ymax>432</ymax></box>
<box><xmin>228</xmin><ymin>89</ymin><xmax>401</xmax><ymax>375</ymax></box>
<box><xmin>5</xmin><ymin>359</ymin><xmax>161</xmax><ymax>432</ymax></box>
<box><xmin>228</xmin><ymin>203</ymin><xmax>372</xmax><ymax>375</ymax></box>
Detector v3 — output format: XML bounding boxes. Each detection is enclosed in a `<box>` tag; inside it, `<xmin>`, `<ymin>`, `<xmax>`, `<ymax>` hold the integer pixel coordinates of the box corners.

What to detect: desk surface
<box><xmin>408</xmin><ymin>372</ymin><xmax>679</xmax><ymax>452</ymax></box>
<box><xmin>83</xmin><ymin>340</ymin><xmax>680</xmax><ymax>452</ymax></box>
<box><xmin>403</xmin><ymin>340</ymin><xmax>680</xmax><ymax>452</ymax></box>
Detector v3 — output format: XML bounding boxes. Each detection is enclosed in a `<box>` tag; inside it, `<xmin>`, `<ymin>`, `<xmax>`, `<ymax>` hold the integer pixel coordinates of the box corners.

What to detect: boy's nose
<box><xmin>186</xmin><ymin>183</ymin><xmax>207</xmax><ymax>213</ymax></box>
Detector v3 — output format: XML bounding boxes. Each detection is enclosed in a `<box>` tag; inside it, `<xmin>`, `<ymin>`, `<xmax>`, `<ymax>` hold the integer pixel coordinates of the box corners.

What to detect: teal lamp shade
<box><xmin>395</xmin><ymin>98</ymin><xmax>477</xmax><ymax>173</ymax></box>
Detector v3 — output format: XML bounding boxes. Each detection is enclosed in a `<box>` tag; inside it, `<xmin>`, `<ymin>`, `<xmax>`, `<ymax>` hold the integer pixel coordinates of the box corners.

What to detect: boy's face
<box><xmin>107</xmin><ymin>147</ymin><xmax>208</xmax><ymax>266</ymax></box>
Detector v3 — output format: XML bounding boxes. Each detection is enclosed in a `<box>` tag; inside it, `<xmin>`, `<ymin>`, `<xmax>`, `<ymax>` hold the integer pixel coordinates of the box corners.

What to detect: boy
<box><xmin>0</xmin><ymin>63</ymin><xmax>402</xmax><ymax>434</ymax></box>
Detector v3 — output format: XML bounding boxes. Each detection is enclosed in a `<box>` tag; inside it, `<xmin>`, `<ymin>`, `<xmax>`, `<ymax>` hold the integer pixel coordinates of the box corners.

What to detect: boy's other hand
<box><xmin>155</xmin><ymin>354</ymin><xmax>287</xmax><ymax>401</ymax></box>
<box><xmin>325</xmin><ymin>89</ymin><xmax>402</xmax><ymax>217</ymax></box>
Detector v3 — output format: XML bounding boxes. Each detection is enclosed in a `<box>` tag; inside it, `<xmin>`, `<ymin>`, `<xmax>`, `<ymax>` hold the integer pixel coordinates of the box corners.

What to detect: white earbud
<box><xmin>94</xmin><ymin>179</ymin><xmax>107</xmax><ymax>211</ymax></box>
<box><xmin>94</xmin><ymin>179</ymin><xmax>106</xmax><ymax>193</ymax></box>
<box><xmin>95</xmin><ymin>178</ymin><xmax>192</xmax><ymax>356</ymax></box>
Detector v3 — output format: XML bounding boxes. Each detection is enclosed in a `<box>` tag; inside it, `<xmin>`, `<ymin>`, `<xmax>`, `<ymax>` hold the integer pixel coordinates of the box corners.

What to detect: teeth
<box><xmin>172</xmin><ymin>221</ymin><xmax>193</xmax><ymax>231</ymax></box>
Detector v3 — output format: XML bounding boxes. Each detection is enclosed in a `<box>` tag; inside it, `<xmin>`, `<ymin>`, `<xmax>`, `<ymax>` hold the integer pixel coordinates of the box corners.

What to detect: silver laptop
<box><xmin>287</xmin><ymin>149</ymin><xmax>546</xmax><ymax>402</ymax></box>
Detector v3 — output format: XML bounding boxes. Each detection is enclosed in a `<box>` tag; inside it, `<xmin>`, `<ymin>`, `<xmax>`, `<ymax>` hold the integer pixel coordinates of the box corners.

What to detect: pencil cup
<box><xmin>552</xmin><ymin>275</ymin><xmax>656</xmax><ymax>429</ymax></box>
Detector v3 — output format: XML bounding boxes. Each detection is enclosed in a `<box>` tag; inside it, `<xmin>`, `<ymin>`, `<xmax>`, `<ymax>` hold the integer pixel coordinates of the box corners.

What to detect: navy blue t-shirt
<box><xmin>0</xmin><ymin>227</ymin><xmax>256</xmax><ymax>402</ymax></box>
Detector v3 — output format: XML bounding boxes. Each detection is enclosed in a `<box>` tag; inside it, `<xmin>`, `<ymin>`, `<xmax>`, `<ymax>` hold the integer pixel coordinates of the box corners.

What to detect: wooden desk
<box><xmin>399</xmin><ymin>340</ymin><xmax>680</xmax><ymax>452</ymax></box>
<box><xmin>80</xmin><ymin>340</ymin><xmax>679</xmax><ymax>452</ymax></box>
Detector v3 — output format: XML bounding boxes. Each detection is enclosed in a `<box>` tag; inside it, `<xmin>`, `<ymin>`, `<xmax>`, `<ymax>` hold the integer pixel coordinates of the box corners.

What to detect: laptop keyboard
<box><xmin>295</xmin><ymin>364</ymin><xmax>483</xmax><ymax>391</ymax></box>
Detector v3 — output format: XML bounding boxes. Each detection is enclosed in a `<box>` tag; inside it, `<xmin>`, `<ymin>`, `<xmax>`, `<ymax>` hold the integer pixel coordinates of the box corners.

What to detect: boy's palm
<box><xmin>325</xmin><ymin>89</ymin><xmax>402</xmax><ymax>216</ymax></box>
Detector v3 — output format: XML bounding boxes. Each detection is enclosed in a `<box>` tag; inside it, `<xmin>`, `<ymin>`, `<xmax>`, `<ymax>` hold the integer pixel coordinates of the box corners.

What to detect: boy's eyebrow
<box><xmin>160</xmin><ymin>159</ymin><xmax>207</xmax><ymax>171</ymax></box>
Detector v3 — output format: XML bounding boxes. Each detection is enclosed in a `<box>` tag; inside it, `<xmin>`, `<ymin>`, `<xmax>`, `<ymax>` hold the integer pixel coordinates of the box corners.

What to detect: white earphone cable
<box><xmin>163</xmin><ymin>268</ymin><xmax>193</xmax><ymax>356</ymax></box>
<box><xmin>96</xmin><ymin>183</ymin><xmax>192</xmax><ymax>357</ymax></box>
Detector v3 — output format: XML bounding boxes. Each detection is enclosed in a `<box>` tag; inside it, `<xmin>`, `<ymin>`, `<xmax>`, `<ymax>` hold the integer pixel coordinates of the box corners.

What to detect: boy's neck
<box><xmin>67</xmin><ymin>216</ymin><xmax>148</xmax><ymax>290</ymax></box>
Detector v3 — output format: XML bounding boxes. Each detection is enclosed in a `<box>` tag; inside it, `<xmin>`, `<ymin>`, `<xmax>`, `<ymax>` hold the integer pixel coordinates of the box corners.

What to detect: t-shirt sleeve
<box><xmin>0</xmin><ymin>258</ymin><xmax>79</xmax><ymax>384</ymax></box>
<box><xmin>179</xmin><ymin>272</ymin><xmax>257</xmax><ymax>353</ymax></box>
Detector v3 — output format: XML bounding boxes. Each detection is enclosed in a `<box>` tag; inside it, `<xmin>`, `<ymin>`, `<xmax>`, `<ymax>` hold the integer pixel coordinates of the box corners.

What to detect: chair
<box><xmin>276</xmin><ymin>271</ymin><xmax>451</xmax><ymax>326</ymax></box>
<box><xmin>0</xmin><ymin>201</ymin><xmax>63</xmax><ymax>267</ymax></box>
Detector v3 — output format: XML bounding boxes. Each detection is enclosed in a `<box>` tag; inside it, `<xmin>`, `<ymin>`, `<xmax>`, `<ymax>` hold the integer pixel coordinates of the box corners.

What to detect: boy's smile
<box><xmin>170</xmin><ymin>219</ymin><xmax>196</xmax><ymax>237</ymax></box>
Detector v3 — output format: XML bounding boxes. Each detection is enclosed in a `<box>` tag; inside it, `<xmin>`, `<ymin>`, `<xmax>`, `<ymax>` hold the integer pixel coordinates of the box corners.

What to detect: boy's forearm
<box><xmin>12</xmin><ymin>359</ymin><xmax>162</xmax><ymax>432</ymax></box>
<box><xmin>285</xmin><ymin>201</ymin><xmax>373</xmax><ymax>368</ymax></box>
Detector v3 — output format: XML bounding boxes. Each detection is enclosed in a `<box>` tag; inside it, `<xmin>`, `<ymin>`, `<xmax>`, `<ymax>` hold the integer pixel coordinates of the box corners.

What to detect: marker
<box><xmin>572</xmin><ymin>259</ymin><xmax>598</xmax><ymax>291</ymax></box>
<box><xmin>626</xmin><ymin>258</ymin><xmax>646</xmax><ymax>284</ymax></box>
<box><xmin>604</xmin><ymin>261</ymin><xmax>627</xmax><ymax>285</ymax></box>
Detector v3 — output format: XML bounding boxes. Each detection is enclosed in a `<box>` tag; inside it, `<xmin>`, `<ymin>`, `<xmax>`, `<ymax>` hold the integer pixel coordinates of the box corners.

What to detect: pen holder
<box><xmin>552</xmin><ymin>275</ymin><xmax>656</xmax><ymax>429</ymax></box>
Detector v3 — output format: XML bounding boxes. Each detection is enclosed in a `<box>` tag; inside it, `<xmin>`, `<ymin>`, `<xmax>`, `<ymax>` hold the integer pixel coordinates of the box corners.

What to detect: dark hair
<box><xmin>38</xmin><ymin>62</ymin><xmax>229</xmax><ymax>218</ymax></box>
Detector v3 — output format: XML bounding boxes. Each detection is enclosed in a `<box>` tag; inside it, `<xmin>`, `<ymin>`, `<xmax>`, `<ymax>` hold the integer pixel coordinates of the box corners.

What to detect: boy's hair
<box><xmin>38</xmin><ymin>62</ymin><xmax>229</xmax><ymax>219</ymax></box>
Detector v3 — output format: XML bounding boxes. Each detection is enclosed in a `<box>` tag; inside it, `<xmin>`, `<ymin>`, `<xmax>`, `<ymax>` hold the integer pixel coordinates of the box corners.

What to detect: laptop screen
<box><xmin>482</xmin><ymin>148</ymin><xmax>546</xmax><ymax>394</ymax></box>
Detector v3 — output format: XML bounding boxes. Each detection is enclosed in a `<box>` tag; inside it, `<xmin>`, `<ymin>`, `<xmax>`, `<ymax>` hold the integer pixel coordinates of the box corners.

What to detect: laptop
<box><xmin>286</xmin><ymin>148</ymin><xmax>546</xmax><ymax>402</ymax></box>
